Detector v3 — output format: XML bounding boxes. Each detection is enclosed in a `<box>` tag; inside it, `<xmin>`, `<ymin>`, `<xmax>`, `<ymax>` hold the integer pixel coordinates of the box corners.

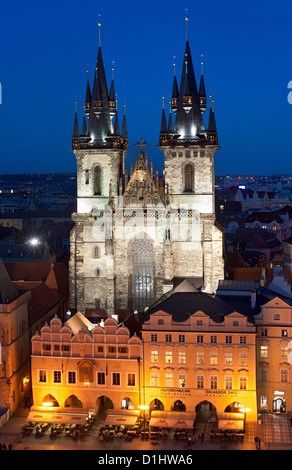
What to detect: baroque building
<box><xmin>69</xmin><ymin>22</ymin><xmax>224</xmax><ymax>316</ymax></box>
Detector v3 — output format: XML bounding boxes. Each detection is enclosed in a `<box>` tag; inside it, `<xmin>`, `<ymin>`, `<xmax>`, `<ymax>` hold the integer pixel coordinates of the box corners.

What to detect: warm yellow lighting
<box><xmin>138</xmin><ymin>405</ymin><xmax>149</xmax><ymax>410</ymax></box>
<box><xmin>42</xmin><ymin>401</ymin><xmax>53</xmax><ymax>407</ymax></box>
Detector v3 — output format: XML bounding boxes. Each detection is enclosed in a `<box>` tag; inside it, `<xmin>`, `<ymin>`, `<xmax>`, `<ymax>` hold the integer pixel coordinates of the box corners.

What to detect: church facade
<box><xmin>69</xmin><ymin>25</ymin><xmax>224</xmax><ymax>316</ymax></box>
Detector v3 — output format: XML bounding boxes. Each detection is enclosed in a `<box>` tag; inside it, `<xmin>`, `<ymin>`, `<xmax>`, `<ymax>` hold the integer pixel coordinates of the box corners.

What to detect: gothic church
<box><xmin>69</xmin><ymin>23</ymin><xmax>224</xmax><ymax>316</ymax></box>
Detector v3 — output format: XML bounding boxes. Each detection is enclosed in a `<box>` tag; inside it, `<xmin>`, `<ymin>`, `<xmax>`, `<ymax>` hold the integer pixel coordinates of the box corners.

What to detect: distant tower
<box><xmin>159</xmin><ymin>15</ymin><xmax>224</xmax><ymax>293</ymax></box>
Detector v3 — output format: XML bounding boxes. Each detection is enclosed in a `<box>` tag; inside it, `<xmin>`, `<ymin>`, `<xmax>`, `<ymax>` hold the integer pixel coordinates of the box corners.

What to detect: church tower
<box><xmin>69</xmin><ymin>18</ymin><xmax>224</xmax><ymax>317</ymax></box>
<box><xmin>159</xmin><ymin>16</ymin><xmax>224</xmax><ymax>293</ymax></box>
<box><xmin>69</xmin><ymin>22</ymin><xmax>129</xmax><ymax>315</ymax></box>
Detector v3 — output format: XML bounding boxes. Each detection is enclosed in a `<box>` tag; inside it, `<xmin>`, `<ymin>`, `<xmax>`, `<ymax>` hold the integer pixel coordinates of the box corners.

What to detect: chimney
<box><xmin>251</xmin><ymin>289</ymin><xmax>257</xmax><ymax>309</ymax></box>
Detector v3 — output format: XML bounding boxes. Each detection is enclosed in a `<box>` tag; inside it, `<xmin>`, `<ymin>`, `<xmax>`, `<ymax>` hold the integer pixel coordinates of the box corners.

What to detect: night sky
<box><xmin>1</xmin><ymin>0</ymin><xmax>292</xmax><ymax>176</ymax></box>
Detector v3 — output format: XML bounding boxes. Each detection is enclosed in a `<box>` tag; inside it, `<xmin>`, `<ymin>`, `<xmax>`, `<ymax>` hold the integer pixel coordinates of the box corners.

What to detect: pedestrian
<box><xmin>258</xmin><ymin>437</ymin><xmax>261</xmax><ymax>449</ymax></box>
<box><xmin>2</xmin><ymin>443</ymin><xmax>6</xmax><ymax>450</ymax></box>
<box><xmin>198</xmin><ymin>434</ymin><xmax>201</xmax><ymax>443</ymax></box>
<box><xmin>0</xmin><ymin>443</ymin><xmax>2</xmax><ymax>450</ymax></box>
<box><xmin>8</xmin><ymin>443</ymin><xmax>12</xmax><ymax>450</ymax></box>
<box><xmin>255</xmin><ymin>436</ymin><xmax>258</xmax><ymax>449</ymax></box>
<box><xmin>267</xmin><ymin>442</ymin><xmax>271</xmax><ymax>450</ymax></box>
<box><xmin>201</xmin><ymin>432</ymin><xmax>204</xmax><ymax>443</ymax></box>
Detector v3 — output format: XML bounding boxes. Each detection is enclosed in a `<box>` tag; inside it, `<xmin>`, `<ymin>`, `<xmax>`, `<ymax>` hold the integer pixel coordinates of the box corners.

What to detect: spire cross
<box><xmin>134</xmin><ymin>138</ymin><xmax>150</xmax><ymax>157</ymax></box>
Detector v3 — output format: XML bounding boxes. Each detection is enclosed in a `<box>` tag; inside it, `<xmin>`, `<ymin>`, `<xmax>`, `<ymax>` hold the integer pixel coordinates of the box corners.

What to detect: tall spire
<box><xmin>122</xmin><ymin>101</ymin><xmax>128</xmax><ymax>141</ymax></box>
<box><xmin>171</xmin><ymin>57</ymin><xmax>179</xmax><ymax>114</ymax></box>
<box><xmin>199</xmin><ymin>54</ymin><xmax>207</xmax><ymax>114</ymax></box>
<box><xmin>84</xmin><ymin>66</ymin><xmax>92</xmax><ymax>118</ymax></box>
<box><xmin>72</xmin><ymin>99</ymin><xmax>80</xmax><ymax>149</ymax></box>
<box><xmin>160</xmin><ymin>94</ymin><xmax>167</xmax><ymax>133</ymax></box>
<box><xmin>73</xmin><ymin>100</ymin><xmax>80</xmax><ymax>137</ymax></box>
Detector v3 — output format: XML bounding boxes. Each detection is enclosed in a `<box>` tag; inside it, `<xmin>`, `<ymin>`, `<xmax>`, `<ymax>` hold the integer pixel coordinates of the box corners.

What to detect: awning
<box><xmin>150</xmin><ymin>411</ymin><xmax>195</xmax><ymax>429</ymax></box>
<box><xmin>217</xmin><ymin>413</ymin><xmax>245</xmax><ymax>431</ymax></box>
<box><xmin>26</xmin><ymin>406</ymin><xmax>90</xmax><ymax>425</ymax></box>
<box><xmin>104</xmin><ymin>409</ymin><xmax>140</xmax><ymax>427</ymax></box>
<box><xmin>218</xmin><ymin>419</ymin><xmax>244</xmax><ymax>431</ymax></box>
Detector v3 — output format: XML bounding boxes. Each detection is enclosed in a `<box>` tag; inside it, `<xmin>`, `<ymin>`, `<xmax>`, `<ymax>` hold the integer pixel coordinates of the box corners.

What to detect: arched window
<box><xmin>184</xmin><ymin>164</ymin><xmax>193</xmax><ymax>192</ymax></box>
<box><xmin>94</xmin><ymin>166</ymin><xmax>102</xmax><ymax>195</ymax></box>
<box><xmin>94</xmin><ymin>246</ymin><xmax>99</xmax><ymax>258</ymax></box>
<box><xmin>129</xmin><ymin>237</ymin><xmax>154</xmax><ymax>312</ymax></box>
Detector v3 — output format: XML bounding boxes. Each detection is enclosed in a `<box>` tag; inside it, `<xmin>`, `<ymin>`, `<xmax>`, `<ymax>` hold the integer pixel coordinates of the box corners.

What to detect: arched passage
<box><xmin>96</xmin><ymin>395</ymin><xmax>114</xmax><ymax>412</ymax></box>
<box><xmin>149</xmin><ymin>398</ymin><xmax>164</xmax><ymax>412</ymax></box>
<box><xmin>42</xmin><ymin>394</ymin><xmax>59</xmax><ymax>407</ymax></box>
<box><xmin>173</xmin><ymin>400</ymin><xmax>186</xmax><ymax>412</ymax></box>
<box><xmin>195</xmin><ymin>400</ymin><xmax>217</xmax><ymax>423</ymax></box>
<box><xmin>121</xmin><ymin>397</ymin><xmax>135</xmax><ymax>410</ymax></box>
<box><xmin>224</xmin><ymin>402</ymin><xmax>245</xmax><ymax>413</ymax></box>
<box><xmin>64</xmin><ymin>394</ymin><xmax>83</xmax><ymax>408</ymax></box>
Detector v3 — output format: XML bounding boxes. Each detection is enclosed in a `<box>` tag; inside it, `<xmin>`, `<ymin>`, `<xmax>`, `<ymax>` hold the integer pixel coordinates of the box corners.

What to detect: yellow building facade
<box><xmin>255</xmin><ymin>296</ymin><xmax>292</xmax><ymax>414</ymax></box>
<box><xmin>142</xmin><ymin>308</ymin><xmax>258</xmax><ymax>423</ymax></box>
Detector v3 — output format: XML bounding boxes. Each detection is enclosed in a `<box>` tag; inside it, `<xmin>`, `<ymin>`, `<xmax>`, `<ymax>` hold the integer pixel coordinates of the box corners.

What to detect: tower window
<box><xmin>94</xmin><ymin>166</ymin><xmax>102</xmax><ymax>195</ymax></box>
<box><xmin>184</xmin><ymin>164</ymin><xmax>193</xmax><ymax>192</ymax></box>
<box><xmin>93</xmin><ymin>246</ymin><xmax>100</xmax><ymax>258</ymax></box>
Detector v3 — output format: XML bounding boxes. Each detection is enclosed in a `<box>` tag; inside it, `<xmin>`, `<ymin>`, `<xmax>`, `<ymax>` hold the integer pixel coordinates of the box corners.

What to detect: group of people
<box><xmin>0</xmin><ymin>442</ymin><xmax>12</xmax><ymax>450</ymax></box>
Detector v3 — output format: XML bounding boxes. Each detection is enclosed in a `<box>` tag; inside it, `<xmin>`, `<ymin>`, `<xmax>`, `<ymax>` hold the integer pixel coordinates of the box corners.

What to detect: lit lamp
<box><xmin>138</xmin><ymin>404</ymin><xmax>149</xmax><ymax>432</ymax></box>
<box><xmin>42</xmin><ymin>401</ymin><xmax>53</xmax><ymax>407</ymax></box>
<box><xmin>29</xmin><ymin>238</ymin><xmax>39</xmax><ymax>246</ymax></box>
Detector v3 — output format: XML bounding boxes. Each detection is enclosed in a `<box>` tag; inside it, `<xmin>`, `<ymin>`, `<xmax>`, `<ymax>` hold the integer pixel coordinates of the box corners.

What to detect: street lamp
<box><xmin>29</xmin><ymin>238</ymin><xmax>40</xmax><ymax>246</ymax></box>
<box><xmin>138</xmin><ymin>404</ymin><xmax>149</xmax><ymax>432</ymax></box>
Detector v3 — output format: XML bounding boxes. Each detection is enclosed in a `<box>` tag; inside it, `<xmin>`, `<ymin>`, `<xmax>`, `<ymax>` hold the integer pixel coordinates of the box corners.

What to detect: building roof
<box><xmin>145</xmin><ymin>279</ymin><xmax>278</xmax><ymax>324</ymax></box>
<box><xmin>0</xmin><ymin>257</ymin><xmax>20</xmax><ymax>304</ymax></box>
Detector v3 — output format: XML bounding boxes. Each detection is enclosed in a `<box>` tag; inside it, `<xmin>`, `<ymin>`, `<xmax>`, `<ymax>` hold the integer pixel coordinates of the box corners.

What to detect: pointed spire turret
<box><xmin>108</xmin><ymin>62</ymin><xmax>116</xmax><ymax>117</ymax></box>
<box><xmin>72</xmin><ymin>100</ymin><xmax>80</xmax><ymax>149</ymax></box>
<box><xmin>199</xmin><ymin>55</ymin><xmax>207</xmax><ymax>114</ymax></box>
<box><xmin>92</xmin><ymin>65</ymin><xmax>102</xmax><ymax>118</ymax></box>
<box><xmin>84</xmin><ymin>67</ymin><xmax>92</xmax><ymax>118</ymax></box>
<box><xmin>171</xmin><ymin>58</ymin><xmax>179</xmax><ymax>114</ymax></box>
<box><xmin>207</xmin><ymin>95</ymin><xmax>218</xmax><ymax>145</ymax></box>
<box><xmin>182</xmin><ymin>58</ymin><xmax>193</xmax><ymax>113</ymax></box>
<box><xmin>160</xmin><ymin>94</ymin><xmax>168</xmax><ymax>144</ymax></box>
<box><xmin>122</xmin><ymin>101</ymin><xmax>128</xmax><ymax>148</ymax></box>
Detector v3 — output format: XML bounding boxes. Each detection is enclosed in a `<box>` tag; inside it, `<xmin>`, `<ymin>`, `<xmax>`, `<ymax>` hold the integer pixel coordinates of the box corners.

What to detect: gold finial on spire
<box><xmin>98</xmin><ymin>14</ymin><xmax>101</xmax><ymax>46</ymax></box>
<box><xmin>173</xmin><ymin>56</ymin><xmax>176</xmax><ymax>75</ymax></box>
<box><xmin>201</xmin><ymin>54</ymin><xmax>204</xmax><ymax>75</ymax></box>
<box><xmin>162</xmin><ymin>90</ymin><xmax>165</xmax><ymax>109</ymax></box>
<box><xmin>185</xmin><ymin>8</ymin><xmax>189</xmax><ymax>40</ymax></box>
<box><xmin>112</xmin><ymin>61</ymin><xmax>115</xmax><ymax>79</ymax></box>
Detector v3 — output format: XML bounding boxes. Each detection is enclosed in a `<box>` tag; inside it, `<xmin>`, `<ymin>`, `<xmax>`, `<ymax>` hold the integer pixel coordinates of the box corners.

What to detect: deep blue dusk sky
<box><xmin>1</xmin><ymin>0</ymin><xmax>292</xmax><ymax>176</ymax></box>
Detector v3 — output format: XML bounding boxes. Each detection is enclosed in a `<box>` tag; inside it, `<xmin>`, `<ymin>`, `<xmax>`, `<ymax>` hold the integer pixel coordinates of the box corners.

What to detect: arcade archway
<box><xmin>149</xmin><ymin>398</ymin><xmax>164</xmax><ymax>412</ymax></box>
<box><xmin>224</xmin><ymin>402</ymin><xmax>244</xmax><ymax>413</ymax></box>
<box><xmin>195</xmin><ymin>401</ymin><xmax>217</xmax><ymax>423</ymax></box>
<box><xmin>64</xmin><ymin>394</ymin><xmax>83</xmax><ymax>408</ymax></box>
<box><xmin>42</xmin><ymin>394</ymin><xmax>59</xmax><ymax>407</ymax></box>
<box><xmin>96</xmin><ymin>395</ymin><xmax>114</xmax><ymax>412</ymax></box>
